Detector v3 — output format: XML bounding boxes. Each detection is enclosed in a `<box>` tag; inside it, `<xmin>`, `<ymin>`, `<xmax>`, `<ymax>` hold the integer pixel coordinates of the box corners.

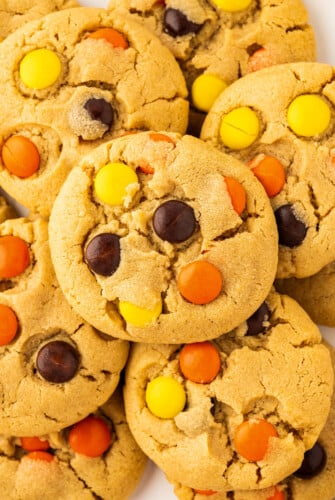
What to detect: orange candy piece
<box><xmin>2</xmin><ymin>135</ymin><xmax>40</xmax><ymax>178</ymax></box>
<box><xmin>224</xmin><ymin>177</ymin><xmax>246</xmax><ymax>215</ymax></box>
<box><xmin>248</xmin><ymin>154</ymin><xmax>286</xmax><ymax>198</ymax></box>
<box><xmin>177</xmin><ymin>260</ymin><xmax>222</xmax><ymax>305</ymax></box>
<box><xmin>20</xmin><ymin>436</ymin><xmax>50</xmax><ymax>452</ymax></box>
<box><xmin>0</xmin><ymin>304</ymin><xmax>18</xmax><ymax>346</ymax></box>
<box><xmin>193</xmin><ymin>490</ymin><xmax>217</xmax><ymax>496</ymax></box>
<box><xmin>179</xmin><ymin>342</ymin><xmax>221</xmax><ymax>383</ymax></box>
<box><xmin>234</xmin><ymin>418</ymin><xmax>278</xmax><ymax>461</ymax></box>
<box><xmin>24</xmin><ymin>451</ymin><xmax>54</xmax><ymax>462</ymax></box>
<box><xmin>248</xmin><ymin>47</ymin><xmax>273</xmax><ymax>72</ymax></box>
<box><xmin>0</xmin><ymin>235</ymin><xmax>30</xmax><ymax>278</ymax></box>
<box><xmin>68</xmin><ymin>415</ymin><xmax>112</xmax><ymax>457</ymax></box>
<box><xmin>138</xmin><ymin>133</ymin><xmax>175</xmax><ymax>174</ymax></box>
<box><xmin>88</xmin><ymin>28</ymin><xmax>128</xmax><ymax>49</ymax></box>
<box><xmin>267</xmin><ymin>487</ymin><xmax>285</xmax><ymax>500</ymax></box>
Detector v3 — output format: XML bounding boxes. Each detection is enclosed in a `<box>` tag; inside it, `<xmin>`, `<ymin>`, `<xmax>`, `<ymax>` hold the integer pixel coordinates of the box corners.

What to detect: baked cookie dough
<box><xmin>201</xmin><ymin>62</ymin><xmax>335</xmax><ymax>279</ymax></box>
<box><xmin>0</xmin><ymin>194</ymin><xmax>17</xmax><ymax>222</ymax></box>
<box><xmin>0</xmin><ymin>217</ymin><xmax>129</xmax><ymax>436</ymax></box>
<box><xmin>107</xmin><ymin>0</ymin><xmax>315</xmax><ymax>135</ymax></box>
<box><xmin>0</xmin><ymin>0</ymin><xmax>78</xmax><ymax>42</ymax></box>
<box><xmin>0</xmin><ymin>389</ymin><xmax>147</xmax><ymax>500</ymax></box>
<box><xmin>49</xmin><ymin>131</ymin><xmax>278</xmax><ymax>343</ymax></box>
<box><xmin>0</xmin><ymin>6</ymin><xmax>188</xmax><ymax>216</ymax></box>
<box><xmin>123</xmin><ymin>289</ymin><xmax>333</xmax><ymax>491</ymax></box>
<box><xmin>173</xmin><ymin>344</ymin><xmax>335</xmax><ymax>500</ymax></box>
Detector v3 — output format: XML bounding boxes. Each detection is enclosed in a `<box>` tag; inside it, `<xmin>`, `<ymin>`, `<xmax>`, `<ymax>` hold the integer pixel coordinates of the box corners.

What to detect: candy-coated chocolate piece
<box><xmin>177</xmin><ymin>260</ymin><xmax>222</xmax><ymax>305</ymax></box>
<box><xmin>84</xmin><ymin>98</ymin><xmax>114</xmax><ymax>127</ymax></box>
<box><xmin>36</xmin><ymin>340</ymin><xmax>80</xmax><ymax>383</ymax></box>
<box><xmin>94</xmin><ymin>162</ymin><xmax>138</xmax><ymax>206</ymax></box>
<box><xmin>234</xmin><ymin>418</ymin><xmax>278</xmax><ymax>461</ymax></box>
<box><xmin>163</xmin><ymin>8</ymin><xmax>203</xmax><ymax>37</ymax></box>
<box><xmin>0</xmin><ymin>235</ymin><xmax>30</xmax><ymax>278</ymax></box>
<box><xmin>88</xmin><ymin>28</ymin><xmax>128</xmax><ymax>49</ymax></box>
<box><xmin>68</xmin><ymin>415</ymin><xmax>112</xmax><ymax>457</ymax></box>
<box><xmin>153</xmin><ymin>200</ymin><xmax>196</xmax><ymax>243</ymax></box>
<box><xmin>224</xmin><ymin>176</ymin><xmax>246</xmax><ymax>215</ymax></box>
<box><xmin>118</xmin><ymin>299</ymin><xmax>162</xmax><ymax>327</ymax></box>
<box><xmin>85</xmin><ymin>233</ymin><xmax>120</xmax><ymax>276</ymax></box>
<box><xmin>293</xmin><ymin>442</ymin><xmax>327</xmax><ymax>479</ymax></box>
<box><xmin>20</xmin><ymin>437</ymin><xmax>50</xmax><ymax>452</ymax></box>
<box><xmin>248</xmin><ymin>47</ymin><xmax>275</xmax><ymax>72</ymax></box>
<box><xmin>23</xmin><ymin>451</ymin><xmax>54</xmax><ymax>462</ymax></box>
<box><xmin>146</xmin><ymin>376</ymin><xmax>186</xmax><ymax>419</ymax></box>
<box><xmin>179</xmin><ymin>342</ymin><xmax>221</xmax><ymax>383</ymax></box>
<box><xmin>267</xmin><ymin>488</ymin><xmax>285</xmax><ymax>500</ymax></box>
<box><xmin>287</xmin><ymin>94</ymin><xmax>331</xmax><ymax>137</ymax></box>
<box><xmin>249</xmin><ymin>154</ymin><xmax>286</xmax><ymax>198</ymax></box>
<box><xmin>212</xmin><ymin>0</ymin><xmax>252</xmax><ymax>12</ymax></box>
<box><xmin>0</xmin><ymin>303</ymin><xmax>18</xmax><ymax>346</ymax></box>
<box><xmin>246</xmin><ymin>302</ymin><xmax>270</xmax><ymax>336</ymax></box>
<box><xmin>2</xmin><ymin>135</ymin><xmax>40</xmax><ymax>178</ymax></box>
<box><xmin>19</xmin><ymin>48</ymin><xmax>61</xmax><ymax>90</ymax></box>
<box><xmin>275</xmin><ymin>204</ymin><xmax>307</xmax><ymax>248</ymax></box>
<box><xmin>191</xmin><ymin>74</ymin><xmax>227</xmax><ymax>113</ymax></box>
<box><xmin>220</xmin><ymin>107</ymin><xmax>260</xmax><ymax>150</ymax></box>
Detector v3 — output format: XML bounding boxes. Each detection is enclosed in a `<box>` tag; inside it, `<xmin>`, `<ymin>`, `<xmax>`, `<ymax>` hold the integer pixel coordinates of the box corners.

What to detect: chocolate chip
<box><xmin>84</xmin><ymin>98</ymin><xmax>114</xmax><ymax>126</ymax></box>
<box><xmin>293</xmin><ymin>442</ymin><xmax>327</xmax><ymax>479</ymax></box>
<box><xmin>246</xmin><ymin>302</ymin><xmax>270</xmax><ymax>336</ymax></box>
<box><xmin>274</xmin><ymin>204</ymin><xmax>307</xmax><ymax>248</ymax></box>
<box><xmin>36</xmin><ymin>341</ymin><xmax>80</xmax><ymax>383</ymax></box>
<box><xmin>85</xmin><ymin>233</ymin><xmax>120</xmax><ymax>276</ymax></box>
<box><xmin>153</xmin><ymin>200</ymin><xmax>196</xmax><ymax>243</ymax></box>
<box><xmin>163</xmin><ymin>8</ymin><xmax>203</xmax><ymax>37</ymax></box>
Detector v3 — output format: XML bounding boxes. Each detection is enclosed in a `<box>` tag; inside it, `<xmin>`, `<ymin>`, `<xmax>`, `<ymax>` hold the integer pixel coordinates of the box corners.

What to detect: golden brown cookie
<box><xmin>123</xmin><ymin>290</ymin><xmax>333</xmax><ymax>492</ymax></box>
<box><xmin>0</xmin><ymin>6</ymin><xmax>188</xmax><ymax>216</ymax></box>
<box><xmin>49</xmin><ymin>131</ymin><xmax>278</xmax><ymax>343</ymax></box>
<box><xmin>0</xmin><ymin>217</ymin><xmax>129</xmax><ymax>435</ymax></box>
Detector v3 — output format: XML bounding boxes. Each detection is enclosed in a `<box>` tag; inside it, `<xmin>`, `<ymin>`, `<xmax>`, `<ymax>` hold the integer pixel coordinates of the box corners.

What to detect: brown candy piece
<box><xmin>293</xmin><ymin>442</ymin><xmax>327</xmax><ymax>479</ymax></box>
<box><xmin>246</xmin><ymin>302</ymin><xmax>270</xmax><ymax>336</ymax></box>
<box><xmin>274</xmin><ymin>204</ymin><xmax>307</xmax><ymax>248</ymax></box>
<box><xmin>84</xmin><ymin>98</ymin><xmax>114</xmax><ymax>126</ymax></box>
<box><xmin>85</xmin><ymin>233</ymin><xmax>121</xmax><ymax>276</ymax></box>
<box><xmin>36</xmin><ymin>340</ymin><xmax>80</xmax><ymax>383</ymax></box>
<box><xmin>163</xmin><ymin>8</ymin><xmax>203</xmax><ymax>37</ymax></box>
<box><xmin>153</xmin><ymin>200</ymin><xmax>196</xmax><ymax>243</ymax></box>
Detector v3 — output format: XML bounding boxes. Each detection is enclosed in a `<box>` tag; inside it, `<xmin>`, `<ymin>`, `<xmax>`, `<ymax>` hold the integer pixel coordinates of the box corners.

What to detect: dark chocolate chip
<box><xmin>246</xmin><ymin>43</ymin><xmax>263</xmax><ymax>56</ymax></box>
<box><xmin>274</xmin><ymin>204</ymin><xmax>307</xmax><ymax>248</ymax></box>
<box><xmin>84</xmin><ymin>98</ymin><xmax>114</xmax><ymax>126</ymax></box>
<box><xmin>85</xmin><ymin>233</ymin><xmax>120</xmax><ymax>276</ymax></box>
<box><xmin>153</xmin><ymin>200</ymin><xmax>196</xmax><ymax>243</ymax></box>
<box><xmin>246</xmin><ymin>302</ymin><xmax>270</xmax><ymax>336</ymax></box>
<box><xmin>163</xmin><ymin>8</ymin><xmax>203</xmax><ymax>37</ymax></box>
<box><xmin>36</xmin><ymin>341</ymin><xmax>80</xmax><ymax>383</ymax></box>
<box><xmin>293</xmin><ymin>442</ymin><xmax>327</xmax><ymax>479</ymax></box>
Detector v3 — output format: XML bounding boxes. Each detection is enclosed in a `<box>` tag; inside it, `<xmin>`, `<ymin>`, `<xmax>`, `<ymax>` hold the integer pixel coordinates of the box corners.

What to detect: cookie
<box><xmin>107</xmin><ymin>0</ymin><xmax>315</xmax><ymax>135</ymax></box>
<box><xmin>0</xmin><ymin>216</ymin><xmax>129</xmax><ymax>435</ymax></box>
<box><xmin>0</xmin><ymin>0</ymin><xmax>78</xmax><ymax>41</ymax></box>
<box><xmin>49</xmin><ymin>130</ymin><xmax>278</xmax><ymax>343</ymax></box>
<box><xmin>0</xmin><ymin>6</ymin><xmax>188</xmax><ymax>216</ymax></box>
<box><xmin>0</xmin><ymin>389</ymin><xmax>147</xmax><ymax>500</ymax></box>
<box><xmin>172</xmin><ymin>343</ymin><xmax>335</xmax><ymax>500</ymax></box>
<box><xmin>201</xmin><ymin>62</ymin><xmax>335</xmax><ymax>279</ymax></box>
<box><xmin>123</xmin><ymin>289</ymin><xmax>333</xmax><ymax>491</ymax></box>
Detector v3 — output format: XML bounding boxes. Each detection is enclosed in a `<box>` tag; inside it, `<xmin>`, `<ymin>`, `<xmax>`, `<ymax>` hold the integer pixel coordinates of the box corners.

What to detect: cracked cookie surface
<box><xmin>123</xmin><ymin>289</ymin><xmax>333</xmax><ymax>491</ymax></box>
<box><xmin>0</xmin><ymin>6</ymin><xmax>188</xmax><ymax>216</ymax></box>
<box><xmin>107</xmin><ymin>0</ymin><xmax>315</xmax><ymax>135</ymax></box>
<box><xmin>201</xmin><ymin>62</ymin><xmax>335</xmax><ymax>279</ymax></box>
<box><xmin>0</xmin><ymin>217</ymin><xmax>129</xmax><ymax>436</ymax></box>
<box><xmin>49</xmin><ymin>131</ymin><xmax>278</xmax><ymax>343</ymax></box>
<box><xmin>0</xmin><ymin>390</ymin><xmax>147</xmax><ymax>500</ymax></box>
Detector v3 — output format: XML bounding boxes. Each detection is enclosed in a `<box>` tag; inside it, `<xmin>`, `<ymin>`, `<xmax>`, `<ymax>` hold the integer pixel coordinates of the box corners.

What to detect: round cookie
<box><xmin>49</xmin><ymin>131</ymin><xmax>278</xmax><ymax>343</ymax></box>
<box><xmin>0</xmin><ymin>390</ymin><xmax>147</xmax><ymax>500</ymax></box>
<box><xmin>0</xmin><ymin>0</ymin><xmax>78</xmax><ymax>42</ymax></box>
<box><xmin>107</xmin><ymin>0</ymin><xmax>315</xmax><ymax>135</ymax></box>
<box><xmin>0</xmin><ymin>7</ymin><xmax>188</xmax><ymax>216</ymax></box>
<box><xmin>0</xmin><ymin>216</ymin><xmax>129</xmax><ymax>435</ymax></box>
<box><xmin>172</xmin><ymin>343</ymin><xmax>335</xmax><ymax>500</ymax></box>
<box><xmin>201</xmin><ymin>62</ymin><xmax>335</xmax><ymax>279</ymax></box>
<box><xmin>123</xmin><ymin>289</ymin><xmax>333</xmax><ymax>491</ymax></box>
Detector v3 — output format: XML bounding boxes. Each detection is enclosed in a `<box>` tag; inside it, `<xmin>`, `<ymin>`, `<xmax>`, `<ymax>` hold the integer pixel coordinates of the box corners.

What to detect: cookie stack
<box><xmin>0</xmin><ymin>1</ymin><xmax>334</xmax><ymax>500</ymax></box>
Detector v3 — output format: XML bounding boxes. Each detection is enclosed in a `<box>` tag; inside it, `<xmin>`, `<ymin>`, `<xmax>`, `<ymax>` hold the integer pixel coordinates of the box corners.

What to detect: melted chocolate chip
<box><xmin>246</xmin><ymin>302</ymin><xmax>270</xmax><ymax>336</ymax></box>
<box><xmin>274</xmin><ymin>204</ymin><xmax>307</xmax><ymax>248</ymax></box>
<box><xmin>153</xmin><ymin>200</ymin><xmax>196</xmax><ymax>243</ymax></box>
<box><xmin>294</xmin><ymin>442</ymin><xmax>327</xmax><ymax>479</ymax></box>
<box><xmin>163</xmin><ymin>8</ymin><xmax>203</xmax><ymax>37</ymax></box>
<box><xmin>84</xmin><ymin>98</ymin><xmax>114</xmax><ymax>126</ymax></box>
<box><xmin>36</xmin><ymin>341</ymin><xmax>80</xmax><ymax>383</ymax></box>
<box><xmin>85</xmin><ymin>233</ymin><xmax>120</xmax><ymax>276</ymax></box>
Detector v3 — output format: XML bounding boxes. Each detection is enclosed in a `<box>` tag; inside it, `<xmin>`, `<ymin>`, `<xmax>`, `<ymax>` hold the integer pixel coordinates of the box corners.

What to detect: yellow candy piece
<box><xmin>287</xmin><ymin>94</ymin><xmax>331</xmax><ymax>137</ymax></box>
<box><xmin>118</xmin><ymin>299</ymin><xmax>162</xmax><ymax>327</ymax></box>
<box><xmin>19</xmin><ymin>49</ymin><xmax>61</xmax><ymax>90</ymax></box>
<box><xmin>220</xmin><ymin>106</ymin><xmax>259</xmax><ymax>149</ymax></box>
<box><xmin>146</xmin><ymin>376</ymin><xmax>186</xmax><ymax>419</ymax></box>
<box><xmin>212</xmin><ymin>0</ymin><xmax>252</xmax><ymax>12</ymax></box>
<box><xmin>192</xmin><ymin>74</ymin><xmax>227</xmax><ymax>112</ymax></box>
<box><xmin>94</xmin><ymin>162</ymin><xmax>138</xmax><ymax>206</ymax></box>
